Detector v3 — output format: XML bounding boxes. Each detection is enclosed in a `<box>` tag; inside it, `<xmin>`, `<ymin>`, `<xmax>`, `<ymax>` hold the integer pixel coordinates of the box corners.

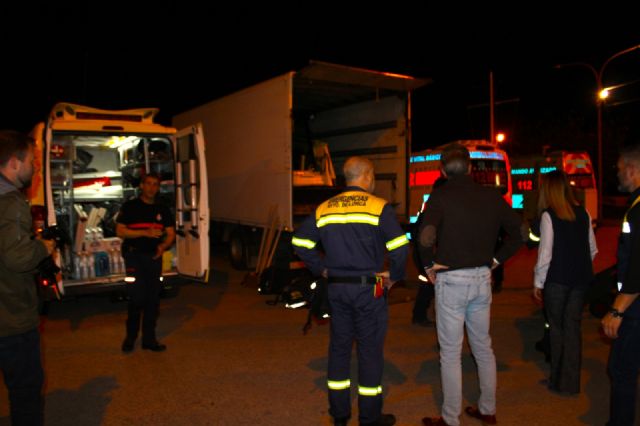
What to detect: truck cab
<box><xmin>28</xmin><ymin>103</ymin><xmax>209</xmax><ymax>300</ymax></box>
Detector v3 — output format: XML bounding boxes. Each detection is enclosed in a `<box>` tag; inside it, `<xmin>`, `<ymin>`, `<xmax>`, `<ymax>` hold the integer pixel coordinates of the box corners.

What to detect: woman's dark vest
<box><xmin>545</xmin><ymin>206</ymin><xmax>593</xmax><ymax>288</ymax></box>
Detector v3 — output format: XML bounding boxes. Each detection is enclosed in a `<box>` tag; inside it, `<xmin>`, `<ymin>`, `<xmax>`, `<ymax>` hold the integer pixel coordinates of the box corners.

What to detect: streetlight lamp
<box><xmin>555</xmin><ymin>44</ymin><xmax>640</xmax><ymax>221</ymax></box>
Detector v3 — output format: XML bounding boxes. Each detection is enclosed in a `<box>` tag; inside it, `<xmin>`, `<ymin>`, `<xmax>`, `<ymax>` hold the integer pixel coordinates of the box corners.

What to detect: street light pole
<box><xmin>555</xmin><ymin>44</ymin><xmax>640</xmax><ymax>221</ymax></box>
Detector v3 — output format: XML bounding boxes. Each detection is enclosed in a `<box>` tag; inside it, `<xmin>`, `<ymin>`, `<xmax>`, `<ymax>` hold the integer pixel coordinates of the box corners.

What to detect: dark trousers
<box><xmin>544</xmin><ymin>282</ymin><xmax>585</xmax><ymax>394</ymax></box>
<box><xmin>607</xmin><ymin>317</ymin><xmax>640</xmax><ymax>426</ymax></box>
<box><xmin>327</xmin><ymin>283</ymin><xmax>387</xmax><ymax>424</ymax></box>
<box><xmin>412</xmin><ymin>283</ymin><xmax>434</xmax><ymax>321</ymax></box>
<box><xmin>0</xmin><ymin>328</ymin><xmax>44</xmax><ymax>426</ymax></box>
<box><xmin>124</xmin><ymin>252</ymin><xmax>162</xmax><ymax>345</ymax></box>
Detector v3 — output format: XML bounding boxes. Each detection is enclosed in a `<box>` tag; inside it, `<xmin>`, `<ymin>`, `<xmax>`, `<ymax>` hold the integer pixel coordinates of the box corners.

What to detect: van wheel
<box><xmin>229</xmin><ymin>228</ymin><xmax>249</xmax><ymax>270</ymax></box>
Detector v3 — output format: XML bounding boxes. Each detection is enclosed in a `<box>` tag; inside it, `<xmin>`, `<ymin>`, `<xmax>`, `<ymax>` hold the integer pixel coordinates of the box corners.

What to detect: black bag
<box><xmin>259</xmin><ymin>266</ymin><xmax>308</xmax><ymax>295</ymax></box>
<box><xmin>586</xmin><ymin>264</ymin><xmax>618</xmax><ymax>318</ymax></box>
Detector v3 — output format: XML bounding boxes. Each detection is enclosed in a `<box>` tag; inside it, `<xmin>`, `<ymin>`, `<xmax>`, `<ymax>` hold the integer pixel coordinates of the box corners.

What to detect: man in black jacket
<box><xmin>602</xmin><ymin>144</ymin><xmax>640</xmax><ymax>426</ymax></box>
<box><xmin>117</xmin><ymin>173</ymin><xmax>175</xmax><ymax>353</ymax></box>
<box><xmin>418</xmin><ymin>143</ymin><xmax>524</xmax><ymax>426</ymax></box>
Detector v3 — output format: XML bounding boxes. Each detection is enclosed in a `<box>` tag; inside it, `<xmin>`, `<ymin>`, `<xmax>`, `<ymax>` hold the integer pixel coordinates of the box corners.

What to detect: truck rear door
<box><xmin>173</xmin><ymin>125</ymin><xmax>210</xmax><ymax>281</ymax></box>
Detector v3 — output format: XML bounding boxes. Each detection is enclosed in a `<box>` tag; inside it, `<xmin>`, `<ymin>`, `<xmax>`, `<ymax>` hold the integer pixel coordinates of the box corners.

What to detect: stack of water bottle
<box><xmin>73</xmin><ymin>227</ymin><xmax>125</xmax><ymax>280</ymax></box>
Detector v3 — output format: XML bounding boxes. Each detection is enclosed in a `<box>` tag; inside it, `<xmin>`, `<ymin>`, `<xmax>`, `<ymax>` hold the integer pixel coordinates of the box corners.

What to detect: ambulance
<box><xmin>409</xmin><ymin>140</ymin><xmax>512</xmax><ymax>224</ymax></box>
<box><xmin>27</xmin><ymin>103</ymin><xmax>209</xmax><ymax>301</ymax></box>
<box><xmin>510</xmin><ymin>150</ymin><xmax>597</xmax><ymax>223</ymax></box>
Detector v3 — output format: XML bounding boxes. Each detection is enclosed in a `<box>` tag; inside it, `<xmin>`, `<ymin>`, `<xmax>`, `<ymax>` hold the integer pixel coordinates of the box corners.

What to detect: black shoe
<box><xmin>334</xmin><ymin>416</ymin><xmax>350</xmax><ymax>426</ymax></box>
<box><xmin>121</xmin><ymin>338</ymin><xmax>135</xmax><ymax>353</ymax></box>
<box><xmin>412</xmin><ymin>318</ymin><xmax>435</xmax><ymax>327</ymax></box>
<box><xmin>142</xmin><ymin>342</ymin><xmax>167</xmax><ymax>352</ymax></box>
<box><xmin>361</xmin><ymin>413</ymin><xmax>396</xmax><ymax>426</ymax></box>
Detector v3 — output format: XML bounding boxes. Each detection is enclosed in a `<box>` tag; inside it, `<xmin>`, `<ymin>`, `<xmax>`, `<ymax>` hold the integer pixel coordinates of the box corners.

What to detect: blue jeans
<box><xmin>544</xmin><ymin>282</ymin><xmax>585</xmax><ymax>394</ymax></box>
<box><xmin>435</xmin><ymin>267</ymin><xmax>495</xmax><ymax>426</ymax></box>
<box><xmin>0</xmin><ymin>328</ymin><xmax>44</xmax><ymax>426</ymax></box>
<box><xmin>607</xmin><ymin>317</ymin><xmax>640</xmax><ymax>426</ymax></box>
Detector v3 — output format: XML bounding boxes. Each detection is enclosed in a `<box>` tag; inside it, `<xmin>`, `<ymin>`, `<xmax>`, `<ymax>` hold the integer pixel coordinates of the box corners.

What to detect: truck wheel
<box><xmin>229</xmin><ymin>228</ymin><xmax>249</xmax><ymax>270</ymax></box>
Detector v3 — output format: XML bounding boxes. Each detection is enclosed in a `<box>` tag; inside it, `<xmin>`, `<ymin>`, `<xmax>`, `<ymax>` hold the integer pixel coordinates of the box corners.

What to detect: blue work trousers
<box><xmin>327</xmin><ymin>283</ymin><xmax>388</xmax><ymax>424</ymax></box>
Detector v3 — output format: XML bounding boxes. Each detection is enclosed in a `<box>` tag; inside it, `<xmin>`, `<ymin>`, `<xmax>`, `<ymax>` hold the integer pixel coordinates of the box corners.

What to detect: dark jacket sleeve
<box><xmin>292</xmin><ymin>213</ymin><xmax>325</xmax><ymax>277</ymax></box>
<box><xmin>417</xmin><ymin>192</ymin><xmax>443</xmax><ymax>268</ymax></box>
<box><xmin>494</xmin><ymin>196</ymin><xmax>525</xmax><ymax>264</ymax></box>
<box><xmin>0</xmin><ymin>194</ymin><xmax>49</xmax><ymax>273</ymax></box>
<box><xmin>623</xmin><ymin>206</ymin><xmax>640</xmax><ymax>293</ymax></box>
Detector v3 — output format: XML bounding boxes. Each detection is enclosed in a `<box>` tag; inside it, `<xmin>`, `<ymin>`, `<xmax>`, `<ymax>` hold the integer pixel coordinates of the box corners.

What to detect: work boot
<box><xmin>361</xmin><ymin>413</ymin><xmax>396</xmax><ymax>426</ymax></box>
<box><xmin>334</xmin><ymin>416</ymin><xmax>350</xmax><ymax>426</ymax></box>
<box><xmin>142</xmin><ymin>341</ymin><xmax>167</xmax><ymax>352</ymax></box>
<box><xmin>121</xmin><ymin>337</ymin><xmax>135</xmax><ymax>353</ymax></box>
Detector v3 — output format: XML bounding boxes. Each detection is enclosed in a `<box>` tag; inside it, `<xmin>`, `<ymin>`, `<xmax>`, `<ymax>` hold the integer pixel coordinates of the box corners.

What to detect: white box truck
<box><xmin>173</xmin><ymin>61</ymin><xmax>428</xmax><ymax>269</ymax></box>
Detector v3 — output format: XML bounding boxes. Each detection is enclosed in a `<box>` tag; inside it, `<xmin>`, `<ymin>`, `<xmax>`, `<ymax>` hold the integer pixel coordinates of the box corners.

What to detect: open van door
<box><xmin>29</xmin><ymin>122</ymin><xmax>65</xmax><ymax>297</ymax></box>
<box><xmin>173</xmin><ymin>124</ymin><xmax>209</xmax><ymax>281</ymax></box>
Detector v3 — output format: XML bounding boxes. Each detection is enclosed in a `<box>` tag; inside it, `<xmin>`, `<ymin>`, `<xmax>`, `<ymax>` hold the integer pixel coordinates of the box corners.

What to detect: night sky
<box><xmin>2</xmin><ymin>7</ymin><xmax>639</xmax><ymax>190</ymax></box>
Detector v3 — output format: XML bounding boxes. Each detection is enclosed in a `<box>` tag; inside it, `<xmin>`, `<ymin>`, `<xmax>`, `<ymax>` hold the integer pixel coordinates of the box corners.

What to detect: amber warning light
<box><xmin>76</xmin><ymin>112</ymin><xmax>142</xmax><ymax>122</ymax></box>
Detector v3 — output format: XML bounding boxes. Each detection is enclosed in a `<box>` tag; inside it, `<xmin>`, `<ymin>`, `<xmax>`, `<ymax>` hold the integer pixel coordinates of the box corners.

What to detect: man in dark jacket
<box><xmin>418</xmin><ymin>143</ymin><xmax>524</xmax><ymax>426</ymax></box>
<box><xmin>602</xmin><ymin>143</ymin><xmax>640</xmax><ymax>426</ymax></box>
<box><xmin>0</xmin><ymin>130</ymin><xmax>55</xmax><ymax>426</ymax></box>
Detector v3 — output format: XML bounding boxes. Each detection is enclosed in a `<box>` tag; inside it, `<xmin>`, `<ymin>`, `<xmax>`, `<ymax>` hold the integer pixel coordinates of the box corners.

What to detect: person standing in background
<box><xmin>411</xmin><ymin>177</ymin><xmax>447</xmax><ymax>327</ymax></box>
<box><xmin>0</xmin><ymin>130</ymin><xmax>55</xmax><ymax>426</ymax></box>
<box><xmin>117</xmin><ymin>173</ymin><xmax>175</xmax><ymax>353</ymax></box>
<box><xmin>533</xmin><ymin>170</ymin><xmax>597</xmax><ymax>395</ymax></box>
<box><xmin>418</xmin><ymin>143</ymin><xmax>524</xmax><ymax>426</ymax></box>
<box><xmin>293</xmin><ymin>156</ymin><xmax>409</xmax><ymax>426</ymax></box>
<box><xmin>602</xmin><ymin>144</ymin><xmax>640</xmax><ymax>426</ymax></box>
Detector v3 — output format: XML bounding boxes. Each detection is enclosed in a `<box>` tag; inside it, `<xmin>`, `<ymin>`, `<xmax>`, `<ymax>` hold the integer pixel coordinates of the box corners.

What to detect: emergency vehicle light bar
<box><xmin>410</xmin><ymin>151</ymin><xmax>504</xmax><ymax>163</ymax></box>
<box><xmin>76</xmin><ymin>112</ymin><xmax>143</xmax><ymax>122</ymax></box>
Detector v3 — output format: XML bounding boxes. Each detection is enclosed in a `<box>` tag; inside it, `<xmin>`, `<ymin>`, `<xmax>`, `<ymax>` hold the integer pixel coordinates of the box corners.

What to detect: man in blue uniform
<box><xmin>602</xmin><ymin>144</ymin><xmax>640</xmax><ymax>426</ymax></box>
<box><xmin>117</xmin><ymin>173</ymin><xmax>175</xmax><ymax>353</ymax></box>
<box><xmin>292</xmin><ymin>156</ymin><xmax>408</xmax><ymax>426</ymax></box>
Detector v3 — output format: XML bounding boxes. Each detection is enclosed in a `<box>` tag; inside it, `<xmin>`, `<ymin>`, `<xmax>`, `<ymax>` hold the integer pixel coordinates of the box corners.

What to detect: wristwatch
<box><xmin>609</xmin><ymin>308</ymin><xmax>624</xmax><ymax>319</ymax></box>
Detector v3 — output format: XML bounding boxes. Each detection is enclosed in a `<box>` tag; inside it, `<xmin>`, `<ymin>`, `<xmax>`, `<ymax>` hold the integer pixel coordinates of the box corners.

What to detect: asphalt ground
<box><xmin>0</xmin><ymin>225</ymin><xmax>638</xmax><ymax>425</ymax></box>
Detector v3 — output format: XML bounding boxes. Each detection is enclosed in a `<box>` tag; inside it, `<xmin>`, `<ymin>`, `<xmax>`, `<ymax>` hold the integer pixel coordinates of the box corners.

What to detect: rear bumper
<box><xmin>39</xmin><ymin>273</ymin><xmax>182</xmax><ymax>301</ymax></box>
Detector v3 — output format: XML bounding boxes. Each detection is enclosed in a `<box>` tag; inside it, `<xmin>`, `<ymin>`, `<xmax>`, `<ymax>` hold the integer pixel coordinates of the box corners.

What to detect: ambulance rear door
<box><xmin>173</xmin><ymin>124</ymin><xmax>209</xmax><ymax>281</ymax></box>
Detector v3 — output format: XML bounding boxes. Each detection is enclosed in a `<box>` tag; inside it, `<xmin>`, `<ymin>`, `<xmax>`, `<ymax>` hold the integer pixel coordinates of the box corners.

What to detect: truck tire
<box><xmin>229</xmin><ymin>228</ymin><xmax>249</xmax><ymax>270</ymax></box>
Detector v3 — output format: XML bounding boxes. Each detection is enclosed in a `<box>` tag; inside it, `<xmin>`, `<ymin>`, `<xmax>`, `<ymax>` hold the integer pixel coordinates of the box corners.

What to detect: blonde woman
<box><xmin>533</xmin><ymin>170</ymin><xmax>597</xmax><ymax>394</ymax></box>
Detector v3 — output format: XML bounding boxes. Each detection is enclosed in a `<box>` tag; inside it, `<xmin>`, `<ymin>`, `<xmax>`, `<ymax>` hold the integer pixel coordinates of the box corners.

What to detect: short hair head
<box><xmin>0</xmin><ymin>130</ymin><xmax>35</xmax><ymax>167</ymax></box>
<box><xmin>619</xmin><ymin>143</ymin><xmax>640</xmax><ymax>168</ymax></box>
<box><xmin>441</xmin><ymin>143</ymin><xmax>470</xmax><ymax>177</ymax></box>
<box><xmin>141</xmin><ymin>173</ymin><xmax>161</xmax><ymax>184</ymax></box>
<box><xmin>343</xmin><ymin>156</ymin><xmax>373</xmax><ymax>185</ymax></box>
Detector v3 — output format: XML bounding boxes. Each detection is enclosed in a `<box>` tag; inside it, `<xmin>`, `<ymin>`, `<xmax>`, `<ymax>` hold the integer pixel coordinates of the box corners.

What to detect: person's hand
<box><xmin>602</xmin><ymin>313</ymin><xmax>623</xmax><ymax>339</ymax></box>
<box><xmin>425</xmin><ymin>263</ymin><xmax>448</xmax><ymax>283</ymax></box>
<box><xmin>144</xmin><ymin>228</ymin><xmax>163</xmax><ymax>238</ymax></box>
<box><xmin>376</xmin><ymin>271</ymin><xmax>394</xmax><ymax>288</ymax></box>
<box><xmin>533</xmin><ymin>287</ymin><xmax>543</xmax><ymax>303</ymax></box>
<box><xmin>40</xmin><ymin>238</ymin><xmax>55</xmax><ymax>255</ymax></box>
<box><xmin>153</xmin><ymin>244</ymin><xmax>166</xmax><ymax>260</ymax></box>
